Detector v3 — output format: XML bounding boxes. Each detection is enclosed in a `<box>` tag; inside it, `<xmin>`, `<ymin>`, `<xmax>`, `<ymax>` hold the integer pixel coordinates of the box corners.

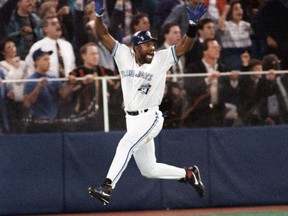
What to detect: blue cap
<box><xmin>32</xmin><ymin>48</ymin><xmax>53</xmax><ymax>61</ymax></box>
<box><xmin>131</xmin><ymin>31</ymin><xmax>157</xmax><ymax>46</ymax></box>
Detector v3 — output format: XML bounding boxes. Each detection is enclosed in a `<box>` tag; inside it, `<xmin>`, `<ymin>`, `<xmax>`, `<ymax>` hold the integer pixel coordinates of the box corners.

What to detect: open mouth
<box><xmin>146</xmin><ymin>54</ymin><xmax>154</xmax><ymax>60</ymax></box>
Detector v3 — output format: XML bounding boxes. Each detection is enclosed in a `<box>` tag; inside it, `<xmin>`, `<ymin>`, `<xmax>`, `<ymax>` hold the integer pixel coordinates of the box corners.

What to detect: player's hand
<box><xmin>186</xmin><ymin>3</ymin><xmax>206</xmax><ymax>25</ymax></box>
<box><xmin>94</xmin><ymin>0</ymin><xmax>104</xmax><ymax>16</ymax></box>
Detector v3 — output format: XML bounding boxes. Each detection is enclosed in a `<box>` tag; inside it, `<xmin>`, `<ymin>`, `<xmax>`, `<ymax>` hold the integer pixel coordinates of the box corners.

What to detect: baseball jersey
<box><xmin>112</xmin><ymin>41</ymin><xmax>178</xmax><ymax>111</ymax></box>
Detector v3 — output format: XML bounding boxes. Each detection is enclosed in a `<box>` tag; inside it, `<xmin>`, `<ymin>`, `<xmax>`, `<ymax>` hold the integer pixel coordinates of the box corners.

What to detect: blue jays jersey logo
<box><xmin>138</xmin><ymin>83</ymin><xmax>151</xmax><ymax>95</ymax></box>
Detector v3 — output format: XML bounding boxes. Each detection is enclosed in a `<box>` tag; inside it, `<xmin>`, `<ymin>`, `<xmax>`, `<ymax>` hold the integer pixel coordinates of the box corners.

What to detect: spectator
<box><xmin>203</xmin><ymin>0</ymin><xmax>227</xmax><ymax>24</ymax></box>
<box><xmin>23</xmin><ymin>48</ymin><xmax>73</xmax><ymax>133</ymax></box>
<box><xmin>6</xmin><ymin>0</ymin><xmax>44</xmax><ymax>60</ymax></box>
<box><xmin>261</xmin><ymin>54</ymin><xmax>288</xmax><ymax>124</ymax></box>
<box><xmin>69</xmin><ymin>42</ymin><xmax>123</xmax><ymax>131</ymax></box>
<box><xmin>106</xmin><ymin>0</ymin><xmax>142</xmax><ymax>17</ymax></box>
<box><xmin>56</xmin><ymin>0</ymin><xmax>74</xmax><ymax>43</ymax></box>
<box><xmin>251</xmin><ymin>0</ymin><xmax>288</xmax><ymax>70</ymax></box>
<box><xmin>163</xmin><ymin>0</ymin><xmax>206</xmax><ymax>36</ymax></box>
<box><xmin>0</xmin><ymin>69</ymin><xmax>10</xmax><ymax>134</ymax></box>
<box><xmin>158</xmin><ymin>22</ymin><xmax>185</xmax><ymax>87</ymax></box>
<box><xmin>152</xmin><ymin>0</ymin><xmax>181</xmax><ymax>37</ymax></box>
<box><xmin>122</xmin><ymin>12</ymin><xmax>151</xmax><ymax>46</ymax></box>
<box><xmin>238</xmin><ymin>58</ymin><xmax>276</xmax><ymax>125</ymax></box>
<box><xmin>38</xmin><ymin>1</ymin><xmax>58</xmax><ymax>19</ymax></box>
<box><xmin>84</xmin><ymin>1</ymin><xmax>116</xmax><ymax>70</ymax></box>
<box><xmin>157</xmin><ymin>22</ymin><xmax>187</xmax><ymax>128</ymax></box>
<box><xmin>240</xmin><ymin>0</ymin><xmax>266</xmax><ymax>23</ymax></box>
<box><xmin>107</xmin><ymin>0</ymin><xmax>133</xmax><ymax>43</ymax></box>
<box><xmin>183</xmin><ymin>38</ymin><xmax>231</xmax><ymax>128</ymax></box>
<box><xmin>218</xmin><ymin>0</ymin><xmax>252</xmax><ymax>71</ymax></box>
<box><xmin>242</xmin><ymin>0</ymin><xmax>267</xmax><ymax>60</ymax></box>
<box><xmin>73</xmin><ymin>0</ymin><xmax>110</xmax><ymax>66</ymax></box>
<box><xmin>185</xmin><ymin>18</ymin><xmax>216</xmax><ymax>67</ymax></box>
<box><xmin>160</xmin><ymin>81</ymin><xmax>186</xmax><ymax>128</ymax></box>
<box><xmin>25</xmin><ymin>16</ymin><xmax>75</xmax><ymax>78</ymax></box>
<box><xmin>0</xmin><ymin>38</ymin><xmax>29</xmax><ymax>133</ymax></box>
<box><xmin>0</xmin><ymin>1</ymin><xmax>18</xmax><ymax>43</ymax></box>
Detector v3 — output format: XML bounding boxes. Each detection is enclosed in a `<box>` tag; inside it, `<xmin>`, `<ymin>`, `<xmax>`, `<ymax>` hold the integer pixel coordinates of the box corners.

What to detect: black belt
<box><xmin>126</xmin><ymin>109</ymin><xmax>148</xmax><ymax>116</ymax></box>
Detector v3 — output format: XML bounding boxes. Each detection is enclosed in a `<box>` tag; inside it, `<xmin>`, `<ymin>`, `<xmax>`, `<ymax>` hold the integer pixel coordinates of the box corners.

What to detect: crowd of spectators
<box><xmin>0</xmin><ymin>0</ymin><xmax>288</xmax><ymax>134</ymax></box>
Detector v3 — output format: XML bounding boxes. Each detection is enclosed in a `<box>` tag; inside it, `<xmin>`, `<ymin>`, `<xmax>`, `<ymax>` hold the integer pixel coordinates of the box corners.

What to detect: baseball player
<box><xmin>88</xmin><ymin>0</ymin><xmax>206</xmax><ymax>205</ymax></box>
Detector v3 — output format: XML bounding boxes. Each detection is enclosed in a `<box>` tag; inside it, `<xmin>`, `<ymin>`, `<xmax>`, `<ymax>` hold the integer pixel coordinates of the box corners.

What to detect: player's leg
<box><xmin>133</xmin><ymin>139</ymin><xmax>186</xmax><ymax>180</ymax></box>
<box><xmin>134</xmin><ymin>138</ymin><xmax>186</xmax><ymax>179</ymax></box>
<box><xmin>134</xmin><ymin>138</ymin><xmax>205</xmax><ymax>197</ymax></box>
<box><xmin>88</xmin><ymin>110</ymin><xmax>164</xmax><ymax>204</ymax></box>
<box><xmin>105</xmin><ymin>110</ymin><xmax>165</xmax><ymax>187</ymax></box>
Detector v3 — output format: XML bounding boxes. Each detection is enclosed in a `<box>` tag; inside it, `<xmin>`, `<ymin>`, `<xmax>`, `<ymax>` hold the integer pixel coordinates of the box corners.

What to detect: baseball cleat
<box><xmin>88</xmin><ymin>179</ymin><xmax>112</xmax><ymax>205</ymax></box>
<box><xmin>185</xmin><ymin>165</ymin><xmax>205</xmax><ymax>197</ymax></box>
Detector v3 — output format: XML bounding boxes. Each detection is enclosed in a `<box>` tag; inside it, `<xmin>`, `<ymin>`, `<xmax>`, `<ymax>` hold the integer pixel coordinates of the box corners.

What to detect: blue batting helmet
<box><xmin>131</xmin><ymin>31</ymin><xmax>157</xmax><ymax>46</ymax></box>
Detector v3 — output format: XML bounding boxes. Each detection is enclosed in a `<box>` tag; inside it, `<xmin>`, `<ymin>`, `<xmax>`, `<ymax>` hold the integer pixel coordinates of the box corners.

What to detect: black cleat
<box><xmin>88</xmin><ymin>179</ymin><xmax>112</xmax><ymax>205</ymax></box>
<box><xmin>185</xmin><ymin>165</ymin><xmax>205</xmax><ymax>197</ymax></box>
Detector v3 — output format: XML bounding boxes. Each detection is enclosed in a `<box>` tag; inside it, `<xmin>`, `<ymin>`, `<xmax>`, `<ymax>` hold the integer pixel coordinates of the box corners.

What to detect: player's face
<box><xmin>135</xmin><ymin>41</ymin><xmax>155</xmax><ymax>64</ymax></box>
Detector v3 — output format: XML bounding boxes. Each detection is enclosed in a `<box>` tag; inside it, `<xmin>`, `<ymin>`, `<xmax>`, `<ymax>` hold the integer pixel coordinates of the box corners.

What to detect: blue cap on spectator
<box><xmin>32</xmin><ymin>48</ymin><xmax>53</xmax><ymax>61</ymax></box>
<box><xmin>131</xmin><ymin>31</ymin><xmax>157</xmax><ymax>46</ymax></box>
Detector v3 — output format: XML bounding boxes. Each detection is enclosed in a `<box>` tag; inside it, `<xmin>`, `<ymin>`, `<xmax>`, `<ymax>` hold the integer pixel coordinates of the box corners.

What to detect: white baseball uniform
<box><xmin>106</xmin><ymin>41</ymin><xmax>186</xmax><ymax>188</ymax></box>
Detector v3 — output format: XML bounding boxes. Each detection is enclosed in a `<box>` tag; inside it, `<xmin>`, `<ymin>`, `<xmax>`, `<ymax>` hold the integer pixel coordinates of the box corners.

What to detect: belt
<box><xmin>126</xmin><ymin>109</ymin><xmax>148</xmax><ymax>116</ymax></box>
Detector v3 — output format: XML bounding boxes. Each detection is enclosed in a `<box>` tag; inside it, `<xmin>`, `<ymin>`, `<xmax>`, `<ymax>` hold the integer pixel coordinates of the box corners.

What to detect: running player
<box><xmin>88</xmin><ymin>0</ymin><xmax>207</xmax><ymax>205</ymax></box>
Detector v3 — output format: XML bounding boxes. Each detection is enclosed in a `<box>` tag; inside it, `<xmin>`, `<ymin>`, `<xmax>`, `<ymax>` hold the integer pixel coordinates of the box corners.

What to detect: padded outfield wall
<box><xmin>0</xmin><ymin>126</ymin><xmax>288</xmax><ymax>215</ymax></box>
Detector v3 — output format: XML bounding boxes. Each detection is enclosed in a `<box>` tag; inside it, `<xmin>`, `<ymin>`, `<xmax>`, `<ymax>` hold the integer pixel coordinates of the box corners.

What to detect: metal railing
<box><xmin>2</xmin><ymin>70</ymin><xmax>288</xmax><ymax>132</ymax></box>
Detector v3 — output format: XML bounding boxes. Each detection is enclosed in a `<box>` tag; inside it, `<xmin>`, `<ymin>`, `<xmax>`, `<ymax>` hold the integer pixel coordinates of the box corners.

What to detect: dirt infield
<box><xmin>36</xmin><ymin>205</ymin><xmax>288</xmax><ymax>216</ymax></box>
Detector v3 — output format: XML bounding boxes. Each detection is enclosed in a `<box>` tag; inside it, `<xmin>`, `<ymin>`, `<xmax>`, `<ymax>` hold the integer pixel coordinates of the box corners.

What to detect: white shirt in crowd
<box><xmin>220</xmin><ymin>20</ymin><xmax>252</xmax><ymax>49</ymax></box>
<box><xmin>0</xmin><ymin>59</ymin><xmax>29</xmax><ymax>101</ymax></box>
<box><xmin>25</xmin><ymin>37</ymin><xmax>76</xmax><ymax>77</ymax></box>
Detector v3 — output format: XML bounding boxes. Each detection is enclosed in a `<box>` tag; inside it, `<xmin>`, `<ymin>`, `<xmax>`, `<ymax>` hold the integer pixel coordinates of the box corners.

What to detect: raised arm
<box><xmin>218</xmin><ymin>4</ymin><xmax>230</xmax><ymax>32</ymax></box>
<box><xmin>94</xmin><ymin>0</ymin><xmax>116</xmax><ymax>52</ymax></box>
<box><xmin>175</xmin><ymin>3</ymin><xmax>206</xmax><ymax>57</ymax></box>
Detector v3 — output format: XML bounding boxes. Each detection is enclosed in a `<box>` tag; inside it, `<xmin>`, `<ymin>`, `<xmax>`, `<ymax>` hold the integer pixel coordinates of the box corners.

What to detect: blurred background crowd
<box><xmin>0</xmin><ymin>0</ymin><xmax>288</xmax><ymax>134</ymax></box>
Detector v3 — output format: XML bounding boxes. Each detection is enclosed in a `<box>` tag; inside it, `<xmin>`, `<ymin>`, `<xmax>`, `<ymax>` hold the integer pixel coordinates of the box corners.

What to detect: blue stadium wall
<box><xmin>1</xmin><ymin>126</ymin><xmax>288</xmax><ymax>215</ymax></box>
